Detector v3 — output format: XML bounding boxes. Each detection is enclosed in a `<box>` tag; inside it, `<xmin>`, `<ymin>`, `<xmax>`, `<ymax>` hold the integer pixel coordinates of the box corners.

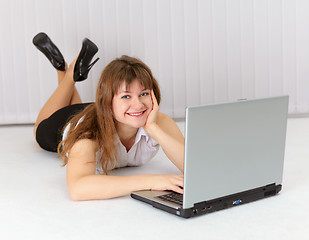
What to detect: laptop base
<box><xmin>131</xmin><ymin>183</ymin><xmax>282</xmax><ymax>218</ymax></box>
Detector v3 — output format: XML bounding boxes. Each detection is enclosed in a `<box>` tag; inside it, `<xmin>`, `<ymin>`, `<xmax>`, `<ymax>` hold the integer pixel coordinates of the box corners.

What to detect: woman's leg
<box><xmin>70</xmin><ymin>86</ymin><xmax>83</xmax><ymax>105</ymax></box>
<box><xmin>34</xmin><ymin>60</ymin><xmax>81</xmax><ymax>129</ymax></box>
<box><xmin>57</xmin><ymin>63</ymin><xmax>82</xmax><ymax>105</ymax></box>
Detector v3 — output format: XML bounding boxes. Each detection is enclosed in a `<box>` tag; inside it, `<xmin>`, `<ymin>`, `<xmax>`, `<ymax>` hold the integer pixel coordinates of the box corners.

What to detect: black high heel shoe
<box><xmin>73</xmin><ymin>38</ymin><xmax>99</xmax><ymax>82</ymax></box>
<box><xmin>32</xmin><ymin>32</ymin><xmax>66</xmax><ymax>71</ymax></box>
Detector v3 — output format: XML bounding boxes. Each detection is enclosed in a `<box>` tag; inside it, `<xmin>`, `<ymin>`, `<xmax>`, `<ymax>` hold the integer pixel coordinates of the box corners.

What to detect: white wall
<box><xmin>1</xmin><ymin>0</ymin><xmax>309</xmax><ymax>124</ymax></box>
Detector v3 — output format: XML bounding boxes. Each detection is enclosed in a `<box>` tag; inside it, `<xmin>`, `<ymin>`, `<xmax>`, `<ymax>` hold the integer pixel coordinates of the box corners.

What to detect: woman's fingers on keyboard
<box><xmin>170</xmin><ymin>175</ymin><xmax>184</xmax><ymax>194</ymax></box>
<box><xmin>150</xmin><ymin>174</ymin><xmax>184</xmax><ymax>193</ymax></box>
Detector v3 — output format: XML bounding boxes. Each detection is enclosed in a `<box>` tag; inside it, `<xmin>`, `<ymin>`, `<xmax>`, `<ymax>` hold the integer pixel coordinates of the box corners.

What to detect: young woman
<box><xmin>33</xmin><ymin>32</ymin><xmax>184</xmax><ymax>201</ymax></box>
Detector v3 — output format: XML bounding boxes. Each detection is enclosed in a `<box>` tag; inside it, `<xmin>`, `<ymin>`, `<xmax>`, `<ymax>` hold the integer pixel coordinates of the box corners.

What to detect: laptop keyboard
<box><xmin>157</xmin><ymin>192</ymin><xmax>183</xmax><ymax>205</ymax></box>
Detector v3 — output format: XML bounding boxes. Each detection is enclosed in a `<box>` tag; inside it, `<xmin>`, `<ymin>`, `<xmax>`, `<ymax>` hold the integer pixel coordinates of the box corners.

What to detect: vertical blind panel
<box><xmin>212</xmin><ymin>0</ymin><xmax>228</xmax><ymax>103</ymax></box>
<box><xmin>171</xmin><ymin>0</ymin><xmax>186</xmax><ymax>118</ymax></box>
<box><xmin>184</xmin><ymin>0</ymin><xmax>201</xmax><ymax>108</ymax></box>
<box><xmin>240</xmin><ymin>0</ymin><xmax>255</xmax><ymax>100</ymax></box>
<box><xmin>296</xmin><ymin>0</ymin><xmax>309</xmax><ymax>113</ymax></box>
<box><xmin>254</xmin><ymin>0</ymin><xmax>269</xmax><ymax>98</ymax></box>
<box><xmin>1</xmin><ymin>0</ymin><xmax>309</xmax><ymax>124</ymax></box>
<box><xmin>269</xmin><ymin>0</ymin><xmax>284</xmax><ymax>97</ymax></box>
<box><xmin>198</xmin><ymin>0</ymin><xmax>215</xmax><ymax>105</ymax></box>
<box><xmin>227</xmin><ymin>0</ymin><xmax>242</xmax><ymax>101</ymax></box>
<box><xmin>157</xmin><ymin>0</ymin><xmax>173</xmax><ymax>116</ymax></box>
<box><xmin>282</xmin><ymin>0</ymin><xmax>297</xmax><ymax>113</ymax></box>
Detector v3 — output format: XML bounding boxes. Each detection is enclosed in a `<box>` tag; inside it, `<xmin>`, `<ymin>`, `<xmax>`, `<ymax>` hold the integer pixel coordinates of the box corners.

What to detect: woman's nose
<box><xmin>131</xmin><ymin>97</ymin><xmax>144</xmax><ymax>109</ymax></box>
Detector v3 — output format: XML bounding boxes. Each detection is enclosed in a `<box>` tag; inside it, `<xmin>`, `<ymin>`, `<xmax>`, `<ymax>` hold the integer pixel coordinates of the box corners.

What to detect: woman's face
<box><xmin>112</xmin><ymin>79</ymin><xmax>153</xmax><ymax>130</ymax></box>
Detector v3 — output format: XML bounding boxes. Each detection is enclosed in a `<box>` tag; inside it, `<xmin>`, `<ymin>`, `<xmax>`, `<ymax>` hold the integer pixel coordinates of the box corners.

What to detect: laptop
<box><xmin>131</xmin><ymin>96</ymin><xmax>289</xmax><ymax>218</ymax></box>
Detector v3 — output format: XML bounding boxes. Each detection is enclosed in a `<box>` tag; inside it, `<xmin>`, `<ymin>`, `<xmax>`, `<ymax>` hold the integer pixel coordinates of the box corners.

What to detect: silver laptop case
<box><xmin>131</xmin><ymin>96</ymin><xmax>289</xmax><ymax>218</ymax></box>
<box><xmin>183</xmin><ymin>95</ymin><xmax>288</xmax><ymax>209</ymax></box>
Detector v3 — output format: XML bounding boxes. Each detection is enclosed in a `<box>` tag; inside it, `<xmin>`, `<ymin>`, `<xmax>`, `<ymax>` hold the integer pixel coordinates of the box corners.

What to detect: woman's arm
<box><xmin>144</xmin><ymin>113</ymin><xmax>185</xmax><ymax>173</ymax></box>
<box><xmin>66</xmin><ymin>139</ymin><xmax>183</xmax><ymax>201</ymax></box>
<box><xmin>143</xmin><ymin>91</ymin><xmax>185</xmax><ymax>173</ymax></box>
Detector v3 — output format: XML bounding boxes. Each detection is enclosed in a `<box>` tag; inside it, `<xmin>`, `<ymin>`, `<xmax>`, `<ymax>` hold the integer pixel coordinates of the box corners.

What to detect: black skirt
<box><xmin>35</xmin><ymin>103</ymin><xmax>92</xmax><ymax>152</ymax></box>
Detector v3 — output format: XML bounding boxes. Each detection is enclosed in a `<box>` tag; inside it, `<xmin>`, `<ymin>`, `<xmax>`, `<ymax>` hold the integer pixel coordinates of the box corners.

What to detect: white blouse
<box><xmin>96</xmin><ymin>127</ymin><xmax>159</xmax><ymax>174</ymax></box>
<box><xmin>63</xmin><ymin>120</ymin><xmax>160</xmax><ymax>175</ymax></box>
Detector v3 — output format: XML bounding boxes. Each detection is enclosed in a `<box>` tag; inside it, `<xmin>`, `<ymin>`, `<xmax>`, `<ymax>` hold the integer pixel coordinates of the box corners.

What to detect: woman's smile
<box><xmin>126</xmin><ymin>110</ymin><xmax>147</xmax><ymax>117</ymax></box>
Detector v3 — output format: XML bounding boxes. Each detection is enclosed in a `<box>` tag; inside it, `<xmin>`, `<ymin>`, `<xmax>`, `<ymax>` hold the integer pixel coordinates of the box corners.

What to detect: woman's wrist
<box><xmin>143</xmin><ymin>122</ymin><xmax>159</xmax><ymax>136</ymax></box>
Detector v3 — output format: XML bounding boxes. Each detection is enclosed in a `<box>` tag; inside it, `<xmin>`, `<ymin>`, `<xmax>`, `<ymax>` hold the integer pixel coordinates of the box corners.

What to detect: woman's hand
<box><xmin>148</xmin><ymin>174</ymin><xmax>184</xmax><ymax>194</ymax></box>
<box><xmin>143</xmin><ymin>90</ymin><xmax>160</xmax><ymax>134</ymax></box>
<box><xmin>143</xmin><ymin>90</ymin><xmax>185</xmax><ymax>173</ymax></box>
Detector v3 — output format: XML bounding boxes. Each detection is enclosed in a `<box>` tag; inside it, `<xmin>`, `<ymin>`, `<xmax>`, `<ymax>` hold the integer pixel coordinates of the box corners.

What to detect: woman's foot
<box><xmin>73</xmin><ymin>38</ymin><xmax>99</xmax><ymax>82</ymax></box>
<box><xmin>33</xmin><ymin>32</ymin><xmax>66</xmax><ymax>71</ymax></box>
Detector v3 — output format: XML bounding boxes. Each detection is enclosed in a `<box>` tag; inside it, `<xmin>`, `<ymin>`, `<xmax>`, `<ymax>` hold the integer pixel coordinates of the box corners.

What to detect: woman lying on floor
<box><xmin>33</xmin><ymin>32</ymin><xmax>184</xmax><ymax>201</ymax></box>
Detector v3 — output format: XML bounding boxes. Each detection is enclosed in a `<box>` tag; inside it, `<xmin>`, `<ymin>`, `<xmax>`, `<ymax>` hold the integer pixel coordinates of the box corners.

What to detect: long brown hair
<box><xmin>58</xmin><ymin>55</ymin><xmax>161</xmax><ymax>174</ymax></box>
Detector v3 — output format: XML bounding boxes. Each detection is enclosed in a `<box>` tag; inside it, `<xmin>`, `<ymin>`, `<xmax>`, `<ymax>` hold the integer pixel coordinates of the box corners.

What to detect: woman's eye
<box><xmin>141</xmin><ymin>92</ymin><xmax>149</xmax><ymax>97</ymax></box>
<box><xmin>121</xmin><ymin>95</ymin><xmax>130</xmax><ymax>99</ymax></box>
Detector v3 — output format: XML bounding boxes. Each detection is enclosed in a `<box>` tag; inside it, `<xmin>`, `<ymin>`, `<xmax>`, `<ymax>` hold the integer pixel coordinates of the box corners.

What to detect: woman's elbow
<box><xmin>67</xmin><ymin>182</ymin><xmax>89</xmax><ymax>201</ymax></box>
<box><xmin>69</xmin><ymin>187</ymin><xmax>84</xmax><ymax>201</ymax></box>
<box><xmin>68</xmin><ymin>184</ymin><xmax>106</xmax><ymax>201</ymax></box>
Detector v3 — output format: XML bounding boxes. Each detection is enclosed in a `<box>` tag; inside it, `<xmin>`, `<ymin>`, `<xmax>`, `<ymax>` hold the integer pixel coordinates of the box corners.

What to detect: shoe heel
<box><xmin>87</xmin><ymin>57</ymin><xmax>99</xmax><ymax>71</ymax></box>
<box><xmin>79</xmin><ymin>57</ymin><xmax>100</xmax><ymax>80</ymax></box>
<box><xmin>73</xmin><ymin>38</ymin><xmax>99</xmax><ymax>82</ymax></box>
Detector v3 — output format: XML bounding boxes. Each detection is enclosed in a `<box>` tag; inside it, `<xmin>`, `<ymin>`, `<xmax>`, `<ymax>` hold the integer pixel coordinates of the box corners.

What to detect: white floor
<box><xmin>0</xmin><ymin>119</ymin><xmax>308</xmax><ymax>240</ymax></box>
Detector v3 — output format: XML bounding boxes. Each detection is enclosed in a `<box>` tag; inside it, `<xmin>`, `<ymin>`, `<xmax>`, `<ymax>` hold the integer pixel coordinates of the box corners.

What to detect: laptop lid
<box><xmin>183</xmin><ymin>95</ymin><xmax>289</xmax><ymax>209</ymax></box>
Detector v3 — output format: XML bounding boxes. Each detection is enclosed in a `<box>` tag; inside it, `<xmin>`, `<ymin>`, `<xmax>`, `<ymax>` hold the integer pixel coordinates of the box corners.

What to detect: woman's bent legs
<box><xmin>57</xmin><ymin>67</ymin><xmax>82</xmax><ymax>106</ymax></box>
<box><xmin>34</xmin><ymin>61</ymin><xmax>81</xmax><ymax>129</ymax></box>
<box><xmin>34</xmin><ymin>60</ymin><xmax>85</xmax><ymax>151</ymax></box>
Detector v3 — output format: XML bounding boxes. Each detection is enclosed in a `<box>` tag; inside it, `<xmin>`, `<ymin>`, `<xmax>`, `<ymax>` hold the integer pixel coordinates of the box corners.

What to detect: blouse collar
<box><xmin>116</xmin><ymin>127</ymin><xmax>150</xmax><ymax>145</ymax></box>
